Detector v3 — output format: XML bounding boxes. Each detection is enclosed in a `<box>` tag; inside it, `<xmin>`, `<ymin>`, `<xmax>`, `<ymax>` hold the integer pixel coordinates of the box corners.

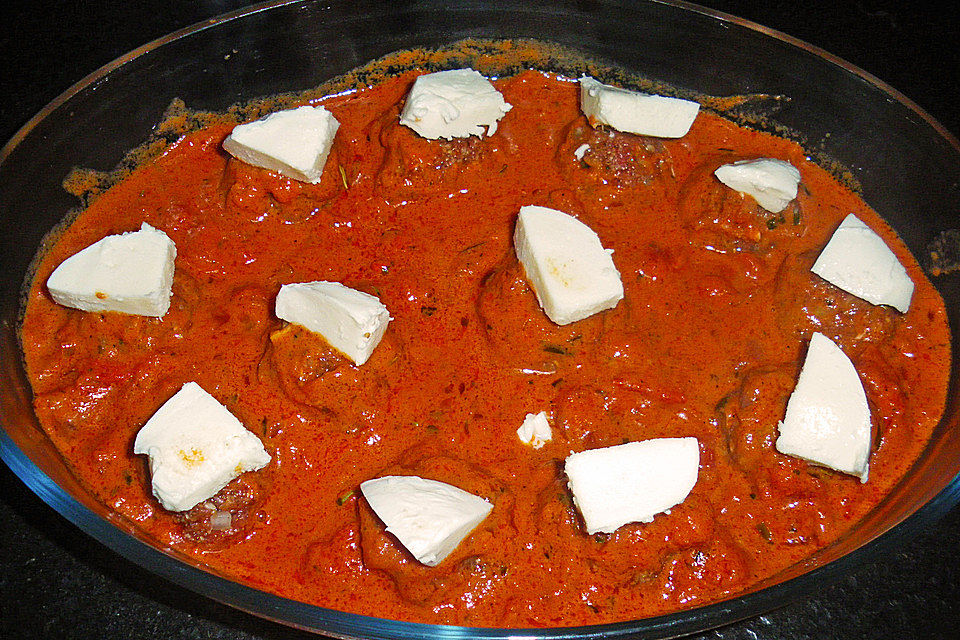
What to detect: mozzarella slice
<box><xmin>360</xmin><ymin>475</ymin><xmax>493</xmax><ymax>566</ymax></box>
<box><xmin>133</xmin><ymin>382</ymin><xmax>271</xmax><ymax>512</ymax></box>
<box><xmin>275</xmin><ymin>281</ymin><xmax>391</xmax><ymax>366</ymax></box>
<box><xmin>516</xmin><ymin>411</ymin><xmax>552</xmax><ymax>449</ymax></box>
<box><xmin>578</xmin><ymin>76</ymin><xmax>699</xmax><ymax>138</ymax></box>
<box><xmin>564</xmin><ymin>438</ymin><xmax>700</xmax><ymax>535</ymax></box>
<box><xmin>776</xmin><ymin>332</ymin><xmax>872</xmax><ymax>482</ymax></box>
<box><xmin>514</xmin><ymin>205</ymin><xmax>624</xmax><ymax>325</ymax></box>
<box><xmin>46</xmin><ymin>222</ymin><xmax>176</xmax><ymax>317</ymax></box>
<box><xmin>714</xmin><ymin>158</ymin><xmax>802</xmax><ymax>213</ymax></box>
<box><xmin>811</xmin><ymin>213</ymin><xmax>914</xmax><ymax>313</ymax></box>
<box><xmin>399</xmin><ymin>68</ymin><xmax>512</xmax><ymax>140</ymax></box>
<box><xmin>223</xmin><ymin>105</ymin><xmax>340</xmax><ymax>184</ymax></box>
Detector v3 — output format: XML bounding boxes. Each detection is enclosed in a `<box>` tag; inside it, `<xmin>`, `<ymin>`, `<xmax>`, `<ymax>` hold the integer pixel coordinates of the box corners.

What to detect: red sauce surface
<box><xmin>19</xmin><ymin>69</ymin><xmax>951</xmax><ymax>627</ymax></box>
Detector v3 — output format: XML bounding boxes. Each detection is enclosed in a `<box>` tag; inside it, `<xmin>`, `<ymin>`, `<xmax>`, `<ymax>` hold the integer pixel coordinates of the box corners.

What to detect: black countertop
<box><xmin>1</xmin><ymin>1</ymin><xmax>958</xmax><ymax>638</ymax></box>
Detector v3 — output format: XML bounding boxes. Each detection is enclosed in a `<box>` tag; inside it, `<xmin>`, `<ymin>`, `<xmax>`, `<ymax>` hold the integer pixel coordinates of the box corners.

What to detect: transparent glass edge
<box><xmin>1</xmin><ymin>0</ymin><xmax>958</xmax><ymax>638</ymax></box>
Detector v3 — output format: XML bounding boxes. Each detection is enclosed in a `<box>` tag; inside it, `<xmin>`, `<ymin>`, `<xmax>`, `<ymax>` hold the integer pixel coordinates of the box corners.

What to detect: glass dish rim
<box><xmin>2</xmin><ymin>0</ymin><xmax>958</xmax><ymax>637</ymax></box>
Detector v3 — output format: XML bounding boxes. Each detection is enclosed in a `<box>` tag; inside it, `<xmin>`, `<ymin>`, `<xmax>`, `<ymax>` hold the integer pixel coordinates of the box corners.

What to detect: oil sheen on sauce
<box><xmin>19</xmin><ymin>68</ymin><xmax>951</xmax><ymax>627</ymax></box>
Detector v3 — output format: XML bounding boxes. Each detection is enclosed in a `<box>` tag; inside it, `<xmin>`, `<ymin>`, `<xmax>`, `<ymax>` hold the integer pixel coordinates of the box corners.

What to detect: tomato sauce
<box><xmin>19</xmin><ymin>66</ymin><xmax>951</xmax><ymax>627</ymax></box>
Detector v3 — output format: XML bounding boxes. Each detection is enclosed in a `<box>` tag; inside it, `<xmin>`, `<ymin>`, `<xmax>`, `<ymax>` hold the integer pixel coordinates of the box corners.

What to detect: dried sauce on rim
<box><xmin>18</xmin><ymin>42</ymin><xmax>951</xmax><ymax>627</ymax></box>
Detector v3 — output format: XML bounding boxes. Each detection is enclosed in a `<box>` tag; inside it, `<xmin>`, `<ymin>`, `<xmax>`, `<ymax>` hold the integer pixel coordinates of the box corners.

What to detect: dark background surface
<box><xmin>1</xmin><ymin>1</ymin><xmax>958</xmax><ymax>638</ymax></box>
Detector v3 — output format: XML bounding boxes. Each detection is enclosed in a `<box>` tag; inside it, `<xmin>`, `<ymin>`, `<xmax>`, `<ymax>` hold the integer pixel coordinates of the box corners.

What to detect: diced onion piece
<box><xmin>210</xmin><ymin>510</ymin><xmax>233</xmax><ymax>530</ymax></box>
<box><xmin>516</xmin><ymin>411</ymin><xmax>552</xmax><ymax>449</ymax></box>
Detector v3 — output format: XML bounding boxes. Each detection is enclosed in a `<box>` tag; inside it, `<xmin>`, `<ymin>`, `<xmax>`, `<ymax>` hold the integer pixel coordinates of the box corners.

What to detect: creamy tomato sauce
<box><xmin>20</xmin><ymin>65</ymin><xmax>951</xmax><ymax>627</ymax></box>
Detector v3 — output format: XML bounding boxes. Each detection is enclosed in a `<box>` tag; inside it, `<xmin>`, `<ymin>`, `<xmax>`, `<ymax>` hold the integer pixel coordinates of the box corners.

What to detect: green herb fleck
<box><xmin>460</xmin><ymin>241</ymin><xmax>485</xmax><ymax>253</ymax></box>
<box><xmin>757</xmin><ymin>522</ymin><xmax>773</xmax><ymax>542</ymax></box>
<box><xmin>543</xmin><ymin>344</ymin><xmax>570</xmax><ymax>355</ymax></box>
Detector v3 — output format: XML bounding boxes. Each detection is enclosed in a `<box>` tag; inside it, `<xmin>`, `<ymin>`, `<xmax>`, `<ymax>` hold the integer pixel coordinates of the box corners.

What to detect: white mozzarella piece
<box><xmin>275</xmin><ymin>281</ymin><xmax>391</xmax><ymax>366</ymax></box>
<box><xmin>578</xmin><ymin>76</ymin><xmax>699</xmax><ymax>138</ymax></box>
<box><xmin>223</xmin><ymin>105</ymin><xmax>340</xmax><ymax>184</ymax></box>
<box><xmin>133</xmin><ymin>382</ymin><xmax>271</xmax><ymax>512</ymax></box>
<box><xmin>564</xmin><ymin>438</ymin><xmax>700</xmax><ymax>535</ymax></box>
<box><xmin>573</xmin><ymin>143</ymin><xmax>590</xmax><ymax>160</ymax></box>
<box><xmin>360</xmin><ymin>475</ymin><xmax>493</xmax><ymax>566</ymax></box>
<box><xmin>713</xmin><ymin>158</ymin><xmax>802</xmax><ymax>213</ymax></box>
<box><xmin>513</xmin><ymin>205</ymin><xmax>624</xmax><ymax>325</ymax></box>
<box><xmin>46</xmin><ymin>222</ymin><xmax>176</xmax><ymax>317</ymax></box>
<box><xmin>811</xmin><ymin>213</ymin><xmax>914</xmax><ymax>313</ymax></box>
<box><xmin>516</xmin><ymin>411</ymin><xmax>552</xmax><ymax>449</ymax></box>
<box><xmin>776</xmin><ymin>332</ymin><xmax>872</xmax><ymax>482</ymax></box>
<box><xmin>399</xmin><ymin>69</ymin><xmax>512</xmax><ymax>140</ymax></box>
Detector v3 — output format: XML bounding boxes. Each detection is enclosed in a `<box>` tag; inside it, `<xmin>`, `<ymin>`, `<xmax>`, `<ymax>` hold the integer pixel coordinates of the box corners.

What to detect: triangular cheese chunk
<box><xmin>133</xmin><ymin>382</ymin><xmax>271</xmax><ymax>511</ymax></box>
<box><xmin>399</xmin><ymin>69</ymin><xmax>512</xmax><ymax>140</ymax></box>
<box><xmin>564</xmin><ymin>438</ymin><xmax>700</xmax><ymax>534</ymax></box>
<box><xmin>714</xmin><ymin>158</ymin><xmax>801</xmax><ymax>213</ymax></box>
<box><xmin>223</xmin><ymin>105</ymin><xmax>340</xmax><ymax>183</ymax></box>
<box><xmin>578</xmin><ymin>76</ymin><xmax>700</xmax><ymax>138</ymax></box>
<box><xmin>46</xmin><ymin>222</ymin><xmax>176</xmax><ymax>317</ymax></box>
<box><xmin>275</xmin><ymin>281</ymin><xmax>390</xmax><ymax>366</ymax></box>
<box><xmin>776</xmin><ymin>332</ymin><xmax>872</xmax><ymax>482</ymax></box>
<box><xmin>811</xmin><ymin>214</ymin><xmax>914</xmax><ymax>312</ymax></box>
<box><xmin>514</xmin><ymin>205</ymin><xmax>624</xmax><ymax>325</ymax></box>
<box><xmin>360</xmin><ymin>475</ymin><xmax>492</xmax><ymax>566</ymax></box>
